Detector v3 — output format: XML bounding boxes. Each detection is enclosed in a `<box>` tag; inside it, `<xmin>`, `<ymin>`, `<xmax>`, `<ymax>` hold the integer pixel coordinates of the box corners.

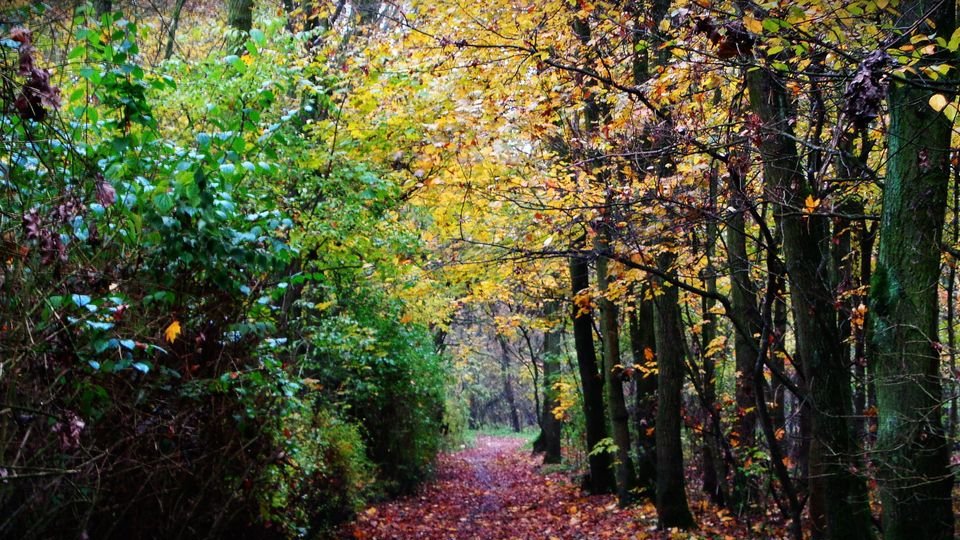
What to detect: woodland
<box><xmin>1</xmin><ymin>0</ymin><xmax>959</xmax><ymax>538</ymax></box>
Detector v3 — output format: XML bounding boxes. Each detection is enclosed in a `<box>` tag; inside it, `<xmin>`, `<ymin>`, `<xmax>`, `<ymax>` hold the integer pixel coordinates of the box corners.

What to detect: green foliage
<box><xmin>0</xmin><ymin>6</ymin><xmax>450</xmax><ymax>538</ymax></box>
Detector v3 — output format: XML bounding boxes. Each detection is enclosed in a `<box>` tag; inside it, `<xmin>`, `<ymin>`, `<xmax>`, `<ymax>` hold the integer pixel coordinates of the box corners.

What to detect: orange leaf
<box><xmin>164</xmin><ymin>320</ymin><xmax>181</xmax><ymax>343</ymax></box>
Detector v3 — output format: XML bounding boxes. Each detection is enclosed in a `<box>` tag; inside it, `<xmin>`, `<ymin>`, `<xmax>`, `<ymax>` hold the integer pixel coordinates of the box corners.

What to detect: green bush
<box><xmin>0</xmin><ymin>7</ymin><xmax>449</xmax><ymax>539</ymax></box>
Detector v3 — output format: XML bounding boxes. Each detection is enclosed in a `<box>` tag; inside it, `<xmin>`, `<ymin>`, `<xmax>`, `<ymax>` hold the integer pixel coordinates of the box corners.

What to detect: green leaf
<box><xmin>762</xmin><ymin>18</ymin><xmax>781</xmax><ymax>33</ymax></box>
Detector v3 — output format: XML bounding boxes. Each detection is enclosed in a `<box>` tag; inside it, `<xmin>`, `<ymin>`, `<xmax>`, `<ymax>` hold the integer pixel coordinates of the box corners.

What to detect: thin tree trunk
<box><xmin>652</xmin><ymin>252</ymin><xmax>695</xmax><ymax>529</ymax></box>
<box><xmin>949</xmin><ymin>154</ymin><xmax>959</xmax><ymax>441</ymax></box>
<box><xmin>597</xmin><ymin>235</ymin><xmax>638</xmax><ymax>506</ymax></box>
<box><xmin>540</xmin><ymin>302</ymin><xmax>563</xmax><ymax>464</ymax></box>
<box><xmin>771</xmin><ymin>288</ymin><xmax>788</xmax><ymax>448</ymax></box>
<box><xmin>493</xmin><ymin>326</ymin><xmax>523</xmax><ymax>431</ymax></box>
<box><xmin>724</xmin><ymin>162</ymin><xmax>761</xmax><ymax>511</ymax></box>
<box><xmin>726</xmin><ymin>164</ymin><xmax>760</xmax><ymax>453</ymax></box>
<box><xmin>700</xmin><ymin>164</ymin><xmax>727</xmax><ymax>505</ymax></box>
<box><xmin>570</xmin><ymin>255</ymin><xmax>615</xmax><ymax>494</ymax></box>
<box><xmin>629</xmin><ymin>288</ymin><xmax>657</xmax><ymax>497</ymax></box>
<box><xmin>853</xmin><ymin>216</ymin><xmax>869</xmax><ymax>441</ymax></box>
<box><xmin>497</xmin><ymin>336</ymin><xmax>522</xmax><ymax>433</ymax></box>
<box><xmin>94</xmin><ymin>0</ymin><xmax>112</xmax><ymax>15</ymax></box>
<box><xmin>163</xmin><ymin>0</ymin><xmax>188</xmax><ymax>60</ymax></box>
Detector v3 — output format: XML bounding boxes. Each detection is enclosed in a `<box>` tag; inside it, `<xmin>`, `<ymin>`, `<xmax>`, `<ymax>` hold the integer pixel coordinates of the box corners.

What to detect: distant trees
<box><xmin>377</xmin><ymin>0</ymin><xmax>960</xmax><ymax>537</ymax></box>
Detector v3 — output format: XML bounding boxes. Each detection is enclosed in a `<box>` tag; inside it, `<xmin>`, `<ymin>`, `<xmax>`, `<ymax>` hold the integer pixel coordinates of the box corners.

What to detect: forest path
<box><xmin>345</xmin><ymin>435</ymin><xmax>777</xmax><ymax>539</ymax></box>
<box><xmin>346</xmin><ymin>435</ymin><xmax>623</xmax><ymax>539</ymax></box>
<box><xmin>346</xmin><ymin>435</ymin><xmax>651</xmax><ymax>539</ymax></box>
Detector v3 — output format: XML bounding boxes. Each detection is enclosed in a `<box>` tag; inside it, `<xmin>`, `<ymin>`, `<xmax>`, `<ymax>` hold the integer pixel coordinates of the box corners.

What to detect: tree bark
<box><xmin>539</xmin><ymin>302</ymin><xmax>563</xmax><ymax>464</ymax></box>
<box><xmin>570</xmin><ymin>255</ymin><xmax>615</xmax><ymax>494</ymax></box>
<box><xmin>652</xmin><ymin>253</ymin><xmax>695</xmax><ymax>529</ymax></box>
<box><xmin>725</xmin><ymin>164</ymin><xmax>761</xmax><ymax>453</ymax></box>
<box><xmin>597</xmin><ymin>243</ymin><xmax>638</xmax><ymax>506</ymax></box>
<box><xmin>700</xmin><ymin>165</ymin><xmax>727</xmax><ymax>505</ymax></box>
<box><xmin>629</xmin><ymin>288</ymin><xmax>657</xmax><ymax>497</ymax></box>
<box><xmin>872</xmin><ymin>2</ymin><xmax>956</xmax><ymax>537</ymax></box>
<box><xmin>226</xmin><ymin>0</ymin><xmax>254</xmax><ymax>53</ymax></box>
<box><xmin>497</xmin><ymin>336</ymin><xmax>522</xmax><ymax>433</ymax></box>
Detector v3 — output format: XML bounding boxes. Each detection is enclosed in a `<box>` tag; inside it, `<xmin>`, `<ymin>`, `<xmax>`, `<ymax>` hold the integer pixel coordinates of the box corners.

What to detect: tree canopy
<box><xmin>1</xmin><ymin>0</ymin><xmax>958</xmax><ymax>538</ymax></box>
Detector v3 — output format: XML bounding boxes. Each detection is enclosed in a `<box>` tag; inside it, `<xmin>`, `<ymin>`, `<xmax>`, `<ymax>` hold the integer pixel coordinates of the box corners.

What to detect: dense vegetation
<box><xmin>2</xmin><ymin>0</ymin><xmax>959</xmax><ymax>539</ymax></box>
<box><xmin>0</xmin><ymin>3</ymin><xmax>448</xmax><ymax>538</ymax></box>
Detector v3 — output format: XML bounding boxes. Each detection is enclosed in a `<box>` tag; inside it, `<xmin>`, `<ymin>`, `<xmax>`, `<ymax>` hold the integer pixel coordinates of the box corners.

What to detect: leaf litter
<box><xmin>345</xmin><ymin>436</ymin><xmax>786</xmax><ymax>539</ymax></box>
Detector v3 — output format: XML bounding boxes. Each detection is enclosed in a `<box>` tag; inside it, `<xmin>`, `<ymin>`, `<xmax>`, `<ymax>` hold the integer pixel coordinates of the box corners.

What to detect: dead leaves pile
<box><xmin>344</xmin><ymin>436</ymin><xmax>785</xmax><ymax>539</ymax></box>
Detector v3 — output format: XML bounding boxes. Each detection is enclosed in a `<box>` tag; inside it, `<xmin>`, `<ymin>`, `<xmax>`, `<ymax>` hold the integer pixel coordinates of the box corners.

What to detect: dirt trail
<box><xmin>346</xmin><ymin>435</ymin><xmax>637</xmax><ymax>539</ymax></box>
<box><xmin>345</xmin><ymin>435</ymin><xmax>776</xmax><ymax>539</ymax></box>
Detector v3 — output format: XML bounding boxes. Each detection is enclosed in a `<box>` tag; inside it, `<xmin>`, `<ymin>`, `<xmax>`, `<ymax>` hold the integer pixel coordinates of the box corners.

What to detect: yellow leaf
<box><xmin>743</xmin><ymin>15</ymin><xmax>763</xmax><ymax>35</ymax></box>
<box><xmin>929</xmin><ymin>93</ymin><xmax>949</xmax><ymax>112</ymax></box>
<box><xmin>164</xmin><ymin>320</ymin><xmax>181</xmax><ymax>343</ymax></box>
<box><xmin>705</xmin><ymin>336</ymin><xmax>727</xmax><ymax>357</ymax></box>
<box><xmin>803</xmin><ymin>194</ymin><xmax>820</xmax><ymax>214</ymax></box>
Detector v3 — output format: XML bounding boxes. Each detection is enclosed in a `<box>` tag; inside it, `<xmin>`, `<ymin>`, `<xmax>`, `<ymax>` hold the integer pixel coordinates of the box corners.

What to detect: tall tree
<box><xmin>652</xmin><ymin>253</ymin><xmax>696</xmax><ymax>529</ymax></box>
<box><xmin>700</xmin><ymin>165</ymin><xmax>728</xmax><ymax>505</ymax></box>
<box><xmin>629</xmin><ymin>289</ymin><xmax>658</xmax><ymax>496</ymax></box>
<box><xmin>597</xmin><ymin>240</ymin><xmax>638</xmax><ymax>505</ymax></box>
<box><xmin>538</xmin><ymin>302</ymin><xmax>563</xmax><ymax>464</ymax></box>
<box><xmin>872</xmin><ymin>1</ymin><xmax>956</xmax><ymax>537</ymax></box>
<box><xmin>742</xmin><ymin>31</ymin><xmax>875</xmax><ymax>539</ymax></box>
<box><xmin>570</xmin><ymin>255</ymin><xmax>616</xmax><ymax>494</ymax></box>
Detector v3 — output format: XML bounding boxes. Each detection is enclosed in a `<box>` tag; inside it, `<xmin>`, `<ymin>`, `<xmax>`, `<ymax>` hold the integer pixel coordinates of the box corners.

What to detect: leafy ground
<box><xmin>345</xmin><ymin>436</ymin><xmax>784</xmax><ymax>539</ymax></box>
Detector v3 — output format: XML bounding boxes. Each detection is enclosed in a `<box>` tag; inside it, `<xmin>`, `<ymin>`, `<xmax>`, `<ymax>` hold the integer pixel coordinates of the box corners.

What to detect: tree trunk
<box><xmin>94</xmin><ymin>0</ymin><xmax>112</xmax><ymax>15</ymax></box>
<box><xmin>725</xmin><ymin>165</ymin><xmax>761</xmax><ymax>452</ymax></box>
<box><xmin>652</xmin><ymin>253</ymin><xmax>695</xmax><ymax>529</ymax></box>
<box><xmin>226</xmin><ymin>0</ymin><xmax>254</xmax><ymax>53</ymax></box>
<box><xmin>771</xmin><ymin>288</ymin><xmax>788</xmax><ymax>449</ymax></box>
<box><xmin>853</xmin><ymin>217</ymin><xmax>870</xmax><ymax>440</ymax></box>
<box><xmin>700</xmin><ymin>165</ymin><xmax>727</xmax><ymax>505</ymax></box>
<box><xmin>163</xmin><ymin>0</ymin><xmax>188</xmax><ymax>60</ymax></box>
<box><xmin>629</xmin><ymin>288</ymin><xmax>657</xmax><ymax>497</ymax></box>
<box><xmin>872</xmin><ymin>2</ymin><xmax>956</xmax><ymax>537</ymax></box>
<box><xmin>498</xmin><ymin>336</ymin><xmax>522</xmax><ymax>433</ymax></box>
<box><xmin>948</xmin><ymin>152</ymin><xmax>959</xmax><ymax>441</ymax></box>
<box><xmin>724</xmin><ymin>162</ymin><xmax>762</xmax><ymax>511</ymax></box>
<box><xmin>597</xmin><ymin>238</ymin><xmax>638</xmax><ymax>505</ymax></box>
<box><xmin>744</xmin><ymin>61</ymin><xmax>874</xmax><ymax>540</ymax></box>
<box><xmin>570</xmin><ymin>255</ymin><xmax>615</xmax><ymax>494</ymax></box>
<box><xmin>539</xmin><ymin>304</ymin><xmax>563</xmax><ymax>464</ymax></box>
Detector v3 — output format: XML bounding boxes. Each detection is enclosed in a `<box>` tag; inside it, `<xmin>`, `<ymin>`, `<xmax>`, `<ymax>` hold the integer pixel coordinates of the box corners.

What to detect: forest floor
<box><xmin>344</xmin><ymin>435</ymin><xmax>786</xmax><ymax>539</ymax></box>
